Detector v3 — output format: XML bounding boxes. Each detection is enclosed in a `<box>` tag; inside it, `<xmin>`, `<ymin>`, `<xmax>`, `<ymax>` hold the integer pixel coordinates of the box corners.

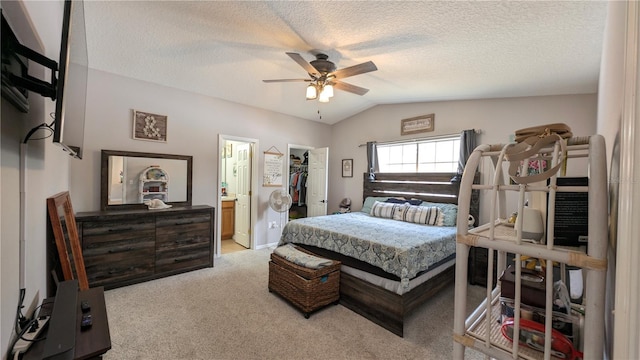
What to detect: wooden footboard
<box><xmin>339</xmin><ymin>264</ymin><xmax>455</xmax><ymax>337</ymax></box>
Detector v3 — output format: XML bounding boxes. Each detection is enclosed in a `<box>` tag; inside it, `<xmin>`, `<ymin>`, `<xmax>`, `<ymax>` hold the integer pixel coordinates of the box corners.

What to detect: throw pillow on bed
<box><xmin>420</xmin><ymin>201</ymin><xmax>458</xmax><ymax>226</ymax></box>
<box><xmin>361</xmin><ymin>197</ymin><xmax>389</xmax><ymax>214</ymax></box>
<box><xmin>393</xmin><ymin>204</ymin><xmax>443</xmax><ymax>226</ymax></box>
<box><xmin>384</xmin><ymin>197</ymin><xmax>423</xmax><ymax>206</ymax></box>
<box><xmin>370</xmin><ymin>201</ymin><xmax>403</xmax><ymax>219</ymax></box>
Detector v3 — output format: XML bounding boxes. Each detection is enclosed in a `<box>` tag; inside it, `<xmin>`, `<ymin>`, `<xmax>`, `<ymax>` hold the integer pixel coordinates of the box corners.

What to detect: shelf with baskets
<box><xmin>139</xmin><ymin>166</ymin><xmax>169</xmax><ymax>203</ymax></box>
<box><xmin>452</xmin><ymin>134</ymin><xmax>608</xmax><ymax>360</ymax></box>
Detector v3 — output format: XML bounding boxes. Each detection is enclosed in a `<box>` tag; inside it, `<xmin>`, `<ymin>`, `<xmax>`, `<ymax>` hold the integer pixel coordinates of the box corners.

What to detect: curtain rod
<box><xmin>358</xmin><ymin>129</ymin><xmax>482</xmax><ymax>147</ymax></box>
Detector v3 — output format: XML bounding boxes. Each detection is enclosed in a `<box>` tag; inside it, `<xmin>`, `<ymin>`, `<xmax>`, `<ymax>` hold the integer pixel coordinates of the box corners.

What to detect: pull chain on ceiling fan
<box><xmin>263</xmin><ymin>52</ymin><xmax>377</xmax><ymax>102</ymax></box>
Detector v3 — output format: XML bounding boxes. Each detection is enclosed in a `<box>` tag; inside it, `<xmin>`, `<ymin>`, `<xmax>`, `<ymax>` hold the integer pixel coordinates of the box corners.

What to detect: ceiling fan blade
<box><xmin>263</xmin><ymin>79</ymin><xmax>311</xmax><ymax>83</ymax></box>
<box><xmin>332</xmin><ymin>81</ymin><xmax>370</xmax><ymax>96</ymax></box>
<box><xmin>332</xmin><ymin>61</ymin><xmax>377</xmax><ymax>79</ymax></box>
<box><xmin>286</xmin><ymin>52</ymin><xmax>319</xmax><ymax>76</ymax></box>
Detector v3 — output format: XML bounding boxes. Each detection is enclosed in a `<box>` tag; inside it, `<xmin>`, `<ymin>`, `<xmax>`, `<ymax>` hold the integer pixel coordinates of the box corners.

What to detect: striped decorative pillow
<box><xmin>393</xmin><ymin>205</ymin><xmax>443</xmax><ymax>226</ymax></box>
<box><xmin>370</xmin><ymin>201</ymin><xmax>403</xmax><ymax>219</ymax></box>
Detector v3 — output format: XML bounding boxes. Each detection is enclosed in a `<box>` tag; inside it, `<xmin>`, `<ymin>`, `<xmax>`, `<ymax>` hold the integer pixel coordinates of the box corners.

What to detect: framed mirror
<box><xmin>100</xmin><ymin>150</ymin><xmax>193</xmax><ymax>211</ymax></box>
<box><xmin>47</xmin><ymin>191</ymin><xmax>89</xmax><ymax>289</ymax></box>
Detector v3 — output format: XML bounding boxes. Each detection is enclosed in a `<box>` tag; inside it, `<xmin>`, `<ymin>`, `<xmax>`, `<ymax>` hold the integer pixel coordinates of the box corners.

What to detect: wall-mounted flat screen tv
<box><xmin>53</xmin><ymin>0</ymin><xmax>88</xmax><ymax>159</ymax></box>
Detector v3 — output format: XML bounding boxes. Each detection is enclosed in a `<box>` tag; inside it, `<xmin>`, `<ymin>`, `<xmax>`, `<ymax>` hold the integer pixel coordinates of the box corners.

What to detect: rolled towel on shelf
<box><xmin>273</xmin><ymin>244</ymin><xmax>333</xmax><ymax>269</ymax></box>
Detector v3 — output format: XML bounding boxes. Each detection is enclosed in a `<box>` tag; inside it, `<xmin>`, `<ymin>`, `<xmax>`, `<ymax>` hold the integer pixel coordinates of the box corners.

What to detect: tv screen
<box><xmin>53</xmin><ymin>0</ymin><xmax>87</xmax><ymax>159</ymax></box>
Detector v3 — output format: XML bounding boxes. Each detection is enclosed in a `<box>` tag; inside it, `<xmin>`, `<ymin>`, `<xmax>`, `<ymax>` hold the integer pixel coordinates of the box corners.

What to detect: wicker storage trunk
<box><xmin>268</xmin><ymin>247</ymin><xmax>340</xmax><ymax>318</ymax></box>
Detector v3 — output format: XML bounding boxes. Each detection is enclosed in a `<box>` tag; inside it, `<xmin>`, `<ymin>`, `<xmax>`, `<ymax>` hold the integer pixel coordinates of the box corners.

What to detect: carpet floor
<box><xmin>103</xmin><ymin>247</ymin><xmax>486</xmax><ymax>359</ymax></box>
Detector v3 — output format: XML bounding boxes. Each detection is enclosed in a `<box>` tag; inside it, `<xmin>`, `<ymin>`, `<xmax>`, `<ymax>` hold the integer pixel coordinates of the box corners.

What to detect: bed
<box><xmin>278</xmin><ymin>172</ymin><xmax>479</xmax><ymax>337</ymax></box>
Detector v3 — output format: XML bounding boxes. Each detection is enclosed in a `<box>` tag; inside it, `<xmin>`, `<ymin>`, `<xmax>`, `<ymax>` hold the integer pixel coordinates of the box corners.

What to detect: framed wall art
<box><xmin>342</xmin><ymin>159</ymin><xmax>353</xmax><ymax>178</ymax></box>
<box><xmin>401</xmin><ymin>113</ymin><xmax>435</xmax><ymax>136</ymax></box>
<box><xmin>133</xmin><ymin>110</ymin><xmax>168</xmax><ymax>142</ymax></box>
<box><xmin>263</xmin><ymin>148</ymin><xmax>284</xmax><ymax>187</ymax></box>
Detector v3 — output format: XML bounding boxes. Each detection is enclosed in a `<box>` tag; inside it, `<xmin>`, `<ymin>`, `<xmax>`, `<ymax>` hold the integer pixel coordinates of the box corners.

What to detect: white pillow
<box><xmin>393</xmin><ymin>205</ymin><xmax>443</xmax><ymax>226</ymax></box>
<box><xmin>370</xmin><ymin>201</ymin><xmax>403</xmax><ymax>219</ymax></box>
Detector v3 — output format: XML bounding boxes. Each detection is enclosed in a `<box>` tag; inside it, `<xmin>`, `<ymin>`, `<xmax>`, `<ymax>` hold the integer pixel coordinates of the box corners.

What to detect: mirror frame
<box><xmin>47</xmin><ymin>191</ymin><xmax>89</xmax><ymax>289</ymax></box>
<box><xmin>100</xmin><ymin>149</ymin><xmax>193</xmax><ymax>211</ymax></box>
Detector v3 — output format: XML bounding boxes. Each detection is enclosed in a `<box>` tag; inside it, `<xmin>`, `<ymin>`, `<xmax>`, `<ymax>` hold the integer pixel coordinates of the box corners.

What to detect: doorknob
<box><xmin>320</xmin><ymin>200</ymin><xmax>326</xmax><ymax>203</ymax></box>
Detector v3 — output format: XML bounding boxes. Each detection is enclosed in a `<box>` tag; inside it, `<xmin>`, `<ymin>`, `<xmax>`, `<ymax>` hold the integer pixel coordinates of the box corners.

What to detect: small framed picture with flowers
<box><xmin>133</xmin><ymin>110</ymin><xmax>167</xmax><ymax>142</ymax></box>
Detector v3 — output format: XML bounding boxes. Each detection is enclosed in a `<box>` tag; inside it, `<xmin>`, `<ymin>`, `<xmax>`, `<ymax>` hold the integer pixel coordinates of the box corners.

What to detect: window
<box><xmin>377</xmin><ymin>136</ymin><xmax>460</xmax><ymax>173</ymax></box>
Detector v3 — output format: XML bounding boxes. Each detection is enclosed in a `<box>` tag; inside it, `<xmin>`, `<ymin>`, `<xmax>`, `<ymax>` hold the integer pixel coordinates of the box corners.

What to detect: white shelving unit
<box><xmin>139</xmin><ymin>166</ymin><xmax>169</xmax><ymax>203</ymax></box>
<box><xmin>453</xmin><ymin>135</ymin><xmax>608</xmax><ymax>359</ymax></box>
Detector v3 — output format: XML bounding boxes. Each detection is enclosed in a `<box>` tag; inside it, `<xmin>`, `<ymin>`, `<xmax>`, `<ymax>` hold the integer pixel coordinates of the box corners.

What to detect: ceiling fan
<box><xmin>263</xmin><ymin>52</ymin><xmax>377</xmax><ymax>102</ymax></box>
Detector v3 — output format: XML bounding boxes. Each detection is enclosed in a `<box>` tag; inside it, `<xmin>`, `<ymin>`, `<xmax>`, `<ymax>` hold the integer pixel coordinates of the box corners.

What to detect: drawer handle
<box><xmin>108</xmin><ymin>247</ymin><xmax>133</xmax><ymax>253</ymax></box>
<box><xmin>175</xmin><ymin>235</ymin><xmax>196</xmax><ymax>241</ymax></box>
<box><xmin>176</xmin><ymin>221</ymin><xmax>193</xmax><ymax>225</ymax></box>
<box><xmin>108</xmin><ymin>269</ymin><xmax>116</xmax><ymax>274</ymax></box>
<box><xmin>109</xmin><ymin>227</ymin><xmax>133</xmax><ymax>232</ymax></box>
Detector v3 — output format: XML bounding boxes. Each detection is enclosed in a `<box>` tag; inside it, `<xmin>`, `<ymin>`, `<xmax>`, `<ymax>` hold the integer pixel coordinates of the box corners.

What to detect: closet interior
<box><xmin>288</xmin><ymin>148</ymin><xmax>308</xmax><ymax>219</ymax></box>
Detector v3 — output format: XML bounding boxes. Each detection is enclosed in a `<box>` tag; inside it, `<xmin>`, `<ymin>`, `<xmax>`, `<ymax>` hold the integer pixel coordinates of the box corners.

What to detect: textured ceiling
<box><xmin>83</xmin><ymin>1</ymin><xmax>607</xmax><ymax>125</ymax></box>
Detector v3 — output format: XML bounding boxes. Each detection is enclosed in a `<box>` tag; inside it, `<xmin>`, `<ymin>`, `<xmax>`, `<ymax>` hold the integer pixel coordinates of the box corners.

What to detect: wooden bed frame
<box><xmin>301</xmin><ymin>172</ymin><xmax>479</xmax><ymax>337</ymax></box>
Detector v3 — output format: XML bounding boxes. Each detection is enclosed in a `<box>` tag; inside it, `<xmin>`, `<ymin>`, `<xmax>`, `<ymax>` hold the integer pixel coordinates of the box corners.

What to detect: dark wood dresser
<box><xmin>75</xmin><ymin>205</ymin><xmax>214</xmax><ymax>290</ymax></box>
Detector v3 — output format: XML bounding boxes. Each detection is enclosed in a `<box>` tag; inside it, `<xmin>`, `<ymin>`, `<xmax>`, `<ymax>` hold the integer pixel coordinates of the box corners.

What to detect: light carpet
<box><xmin>103</xmin><ymin>248</ymin><xmax>485</xmax><ymax>359</ymax></box>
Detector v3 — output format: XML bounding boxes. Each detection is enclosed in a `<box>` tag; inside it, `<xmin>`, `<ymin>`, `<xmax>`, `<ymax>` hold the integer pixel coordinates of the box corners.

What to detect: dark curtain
<box><xmin>366</xmin><ymin>141</ymin><xmax>378</xmax><ymax>182</ymax></box>
<box><xmin>452</xmin><ymin>129</ymin><xmax>476</xmax><ymax>182</ymax></box>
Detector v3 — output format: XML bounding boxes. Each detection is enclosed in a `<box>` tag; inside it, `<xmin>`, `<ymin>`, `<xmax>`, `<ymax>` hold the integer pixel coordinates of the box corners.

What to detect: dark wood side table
<box><xmin>22</xmin><ymin>287</ymin><xmax>111</xmax><ymax>360</ymax></box>
<box><xmin>75</xmin><ymin>287</ymin><xmax>111</xmax><ymax>359</ymax></box>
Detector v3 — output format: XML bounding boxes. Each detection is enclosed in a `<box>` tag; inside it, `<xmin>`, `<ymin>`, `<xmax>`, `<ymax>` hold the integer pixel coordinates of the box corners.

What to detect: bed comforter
<box><xmin>278</xmin><ymin>212</ymin><xmax>456</xmax><ymax>292</ymax></box>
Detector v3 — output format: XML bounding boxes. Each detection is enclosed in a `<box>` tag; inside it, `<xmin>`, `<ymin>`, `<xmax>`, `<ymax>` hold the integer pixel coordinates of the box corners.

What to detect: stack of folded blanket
<box><xmin>273</xmin><ymin>244</ymin><xmax>333</xmax><ymax>269</ymax></box>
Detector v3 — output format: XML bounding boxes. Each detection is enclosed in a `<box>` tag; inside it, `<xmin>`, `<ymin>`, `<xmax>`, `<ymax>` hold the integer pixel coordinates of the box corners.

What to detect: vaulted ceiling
<box><xmin>83</xmin><ymin>1</ymin><xmax>607</xmax><ymax>125</ymax></box>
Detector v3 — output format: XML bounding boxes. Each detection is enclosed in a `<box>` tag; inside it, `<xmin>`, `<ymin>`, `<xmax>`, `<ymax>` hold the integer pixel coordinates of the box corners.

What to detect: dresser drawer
<box><xmin>155</xmin><ymin>224</ymin><xmax>210</xmax><ymax>252</ymax></box>
<box><xmin>82</xmin><ymin>217</ymin><xmax>155</xmax><ymax>246</ymax></box>
<box><xmin>155</xmin><ymin>246</ymin><xmax>211</xmax><ymax>273</ymax></box>
<box><xmin>156</xmin><ymin>212</ymin><xmax>211</xmax><ymax>228</ymax></box>
<box><xmin>83</xmin><ymin>237</ymin><xmax>155</xmax><ymax>257</ymax></box>
<box><xmin>84</xmin><ymin>249</ymin><xmax>155</xmax><ymax>288</ymax></box>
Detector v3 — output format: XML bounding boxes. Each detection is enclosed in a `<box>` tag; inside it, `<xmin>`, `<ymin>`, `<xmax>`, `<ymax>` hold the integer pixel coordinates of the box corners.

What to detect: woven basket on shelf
<box><xmin>268</xmin><ymin>246</ymin><xmax>340</xmax><ymax>318</ymax></box>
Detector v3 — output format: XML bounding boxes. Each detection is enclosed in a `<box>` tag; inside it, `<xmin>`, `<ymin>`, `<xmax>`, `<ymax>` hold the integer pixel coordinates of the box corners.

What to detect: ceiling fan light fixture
<box><xmin>306</xmin><ymin>84</ymin><xmax>317</xmax><ymax>100</ymax></box>
<box><xmin>322</xmin><ymin>83</ymin><xmax>334</xmax><ymax>98</ymax></box>
<box><xmin>318</xmin><ymin>90</ymin><xmax>330</xmax><ymax>103</ymax></box>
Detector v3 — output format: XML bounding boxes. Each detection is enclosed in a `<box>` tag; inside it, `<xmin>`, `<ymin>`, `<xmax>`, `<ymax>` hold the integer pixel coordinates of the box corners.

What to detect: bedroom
<box><xmin>0</xmin><ymin>1</ymin><xmax>637</xmax><ymax>359</ymax></box>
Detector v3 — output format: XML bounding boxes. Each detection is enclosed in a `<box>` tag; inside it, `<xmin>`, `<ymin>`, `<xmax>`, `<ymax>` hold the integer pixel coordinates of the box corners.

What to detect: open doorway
<box><xmin>288</xmin><ymin>145</ymin><xmax>312</xmax><ymax>220</ymax></box>
<box><xmin>218</xmin><ymin>135</ymin><xmax>258</xmax><ymax>256</ymax></box>
<box><xmin>287</xmin><ymin>144</ymin><xmax>329</xmax><ymax>220</ymax></box>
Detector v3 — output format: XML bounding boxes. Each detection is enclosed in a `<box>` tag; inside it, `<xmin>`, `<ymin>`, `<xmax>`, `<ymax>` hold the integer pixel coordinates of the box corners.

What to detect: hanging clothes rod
<box><xmin>357</xmin><ymin>129</ymin><xmax>482</xmax><ymax>147</ymax></box>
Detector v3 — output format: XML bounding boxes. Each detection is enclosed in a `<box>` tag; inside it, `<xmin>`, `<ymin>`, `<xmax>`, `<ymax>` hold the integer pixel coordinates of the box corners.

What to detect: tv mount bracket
<box><xmin>4</xmin><ymin>39</ymin><xmax>59</xmax><ymax>100</ymax></box>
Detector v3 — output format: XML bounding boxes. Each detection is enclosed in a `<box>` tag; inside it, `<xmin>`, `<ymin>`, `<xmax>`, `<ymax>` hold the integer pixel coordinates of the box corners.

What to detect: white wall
<box><xmin>1</xmin><ymin>1</ymin><xmax>69</xmax><ymax>357</ymax></box>
<box><xmin>596</xmin><ymin>3</ymin><xmax>626</xmax><ymax>359</ymax></box>
<box><xmin>70</xmin><ymin>69</ymin><xmax>332</xmax><ymax>248</ymax></box>
<box><xmin>328</xmin><ymin>94</ymin><xmax>597</xmax><ymax>219</ymax></box>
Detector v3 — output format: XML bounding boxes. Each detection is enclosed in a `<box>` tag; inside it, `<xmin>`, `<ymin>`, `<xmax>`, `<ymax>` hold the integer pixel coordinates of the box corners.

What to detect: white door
<box><xmin>306</xmin><ymin>147</ymin><xmax>329</xmax><ymax>217</ymax></box>
<box><xmin>234</xmin><ymin>143</ymin><xmax>251</xmax><ymax>248</ymax></box>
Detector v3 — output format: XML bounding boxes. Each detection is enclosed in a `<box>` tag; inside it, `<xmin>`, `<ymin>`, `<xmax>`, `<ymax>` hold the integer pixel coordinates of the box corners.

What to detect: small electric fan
<box><xmin>268</xmin><ymin>189</ymin><xmax>293</xmax><ymax>230</ymax></box>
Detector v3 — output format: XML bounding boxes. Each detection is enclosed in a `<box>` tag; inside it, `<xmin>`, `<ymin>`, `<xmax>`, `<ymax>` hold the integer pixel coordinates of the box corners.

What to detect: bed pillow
<box><xmin>370</xmin><ymin>201</ymin><xmax>403</xmax><ymax>219</ymax></box>
<box><xmin>420</xmin><ymin>202</ymin><xmax>458</xmax><ymax>226</ymax></box>
<box><xmin>393</xmin><ymin>205</ymin><xmax>443</xmax><ymax>226</ymax></box>
<box><xmin>385</xmin><ymin>198</ymin><xmax>423</xmax><ymax>206</ymax></box>
<box><xmin>361</xmin><ymin>196</ymin><xmax>389</xmax><ymax>214</ymax></box>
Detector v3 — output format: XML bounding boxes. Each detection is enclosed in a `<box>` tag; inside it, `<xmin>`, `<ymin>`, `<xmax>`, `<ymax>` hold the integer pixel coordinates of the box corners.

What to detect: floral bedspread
<box><xmin>278</xmin><ymin>212</ymin><xmax>456</xmax><ymax>292</ymax></box>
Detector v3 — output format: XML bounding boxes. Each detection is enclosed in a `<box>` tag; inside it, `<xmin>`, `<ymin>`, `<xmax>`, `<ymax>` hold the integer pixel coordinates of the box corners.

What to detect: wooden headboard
<box><xmin>362</xmin><ymin>172</ymin><xmax>480</xmax><ymax>226</ymax></box>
